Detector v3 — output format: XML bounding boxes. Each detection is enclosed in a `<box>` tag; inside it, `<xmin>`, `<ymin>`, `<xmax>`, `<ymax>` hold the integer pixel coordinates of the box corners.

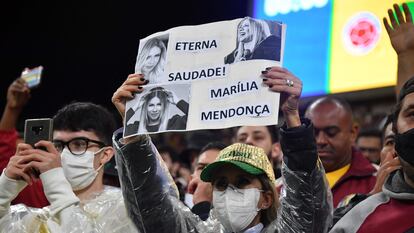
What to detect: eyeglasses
<box><xmin>53</xmin><ymin>137</ymin><xmax>106</xmax><ymax>155</ymax></box>
<box><xmin>213</xmin><ymin>176</ymin><xmax>258</xmax><ymax>192</ymax></box>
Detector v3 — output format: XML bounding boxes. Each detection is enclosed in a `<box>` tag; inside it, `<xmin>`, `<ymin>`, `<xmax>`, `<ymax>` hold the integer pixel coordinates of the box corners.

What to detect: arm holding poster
<box><xmin>262</xmin><ymin>66</ymin><xmax>332</xmax><ymax>233</ymax></box>
<box><xmin>111</xmin><ymin>69</ymin><xmax>331</xmax><ymax>233</ymax></box>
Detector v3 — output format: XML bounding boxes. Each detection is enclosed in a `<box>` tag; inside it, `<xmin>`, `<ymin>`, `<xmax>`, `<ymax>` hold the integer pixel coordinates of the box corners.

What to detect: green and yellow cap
<box><xmin>200</xmin><ymin>143</ymin><xmax>276</xmax><ymax>184</ymax></box>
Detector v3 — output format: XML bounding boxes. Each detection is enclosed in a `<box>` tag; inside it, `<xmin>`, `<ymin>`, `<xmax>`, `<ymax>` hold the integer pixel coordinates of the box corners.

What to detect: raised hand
<box><xmin>383</xmin><ymin>3</ymin><xmax>414</xmax><ymax>56</ymax></box>
<box><xmin>7</xmin><ymin>78</ymin><xmax>31</xmax><ymax>109</ymax></box>
<box><xmin>166</xmin><ymin>90</ymin><xmax>179</xmax><ymax>105</ymax></box>
<box><xmin>112</xmin><ymin>74</ymin><xmax>148</xmax><ymax>121</ymax></box>
<box><xmin>261</xmin><ymin>67</ymin><xmax>303</xmax><ymax>128</ymax></box>
<box><xmin>369</xmin><ymin>150</ymin><xmax>401</xmax><ymax>194</ymax></box>
<box><xmin>383</xmin><ymin>2</ymin><xmax>414</xmax><ymax>96</ymax></box>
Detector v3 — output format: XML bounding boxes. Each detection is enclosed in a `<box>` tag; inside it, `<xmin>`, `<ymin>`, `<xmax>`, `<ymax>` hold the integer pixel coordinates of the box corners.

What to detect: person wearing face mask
<box><xmin>111</xmin><ymin>66</ymin><xmax>332</xmax><ymax>233</ymax></box>
<box><xmin>0</xmin><ymin>102</ymin><xmax>139</xmax><ymax>232</ymax></box>
<box><xmin>330</xmin><ymin>4</ymin><xmax>414</xmax><ymax>232</ymax></box>
<box><xmin>330</xmin><ymin>78</ymin><xmax>414</xmax><ymax>233</ymax></box>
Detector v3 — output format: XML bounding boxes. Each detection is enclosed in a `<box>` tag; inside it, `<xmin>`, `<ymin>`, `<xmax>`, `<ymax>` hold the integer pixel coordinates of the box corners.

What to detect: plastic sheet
<box><xmin>0</xmin><ymin>186</ymin><xmax>139</xmax><ymax>233</ymax></box>
<box><xmin>113</xmin><ymin>131</ymin><xmax>332</xmax><ymax>233</ymax></box>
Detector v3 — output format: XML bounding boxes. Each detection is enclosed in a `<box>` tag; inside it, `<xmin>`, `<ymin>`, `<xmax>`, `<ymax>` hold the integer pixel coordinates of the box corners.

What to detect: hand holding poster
<box><xmin>124</xmin><ymin>17</ymin><xmax>286</xmax><ymax>137</ymax></box>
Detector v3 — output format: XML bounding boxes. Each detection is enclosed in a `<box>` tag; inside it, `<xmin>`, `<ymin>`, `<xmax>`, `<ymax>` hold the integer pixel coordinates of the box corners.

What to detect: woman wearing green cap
<box><xmin>112</xmin><ymin>67</ymin><xmax>332</xmax><ymax>233</ymax></box>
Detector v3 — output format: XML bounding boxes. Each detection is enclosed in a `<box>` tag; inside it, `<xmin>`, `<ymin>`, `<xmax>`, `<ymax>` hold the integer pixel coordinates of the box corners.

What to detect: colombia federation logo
<box><xmin>342</xmin><ymin>12</ymin><xmax>381</xmax><ymax>56</ymax></box>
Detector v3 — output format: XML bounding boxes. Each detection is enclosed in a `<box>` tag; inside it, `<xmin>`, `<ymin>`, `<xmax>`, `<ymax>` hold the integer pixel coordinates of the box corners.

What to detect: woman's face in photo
<box><xmin>142</xmin><ymin>46</ymin><xmax>162</xmax><ymax>73</ymax></box>
<box><xmin>238</xmin><ymin>20</ymin><xmax>253</xmax><ymax>43</ymax></box>
<box><xmin>147</xmin><ymin>96</ymin><xmax>163</xmax><ymax>121</ymax></box>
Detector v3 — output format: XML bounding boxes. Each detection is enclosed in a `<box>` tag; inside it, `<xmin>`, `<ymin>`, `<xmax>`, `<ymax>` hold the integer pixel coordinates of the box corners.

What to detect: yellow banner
<box><xmin>329</xmin><ymin>0</ymin><xmax>406</xmax><ymax>93</ymax></box>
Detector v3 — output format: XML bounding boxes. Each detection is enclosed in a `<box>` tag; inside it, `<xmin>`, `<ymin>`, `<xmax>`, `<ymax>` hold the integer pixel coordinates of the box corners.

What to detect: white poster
<box><xmin>124</xmin><ymin>17</ymin><xmax>286</xmax><ymax>137</ymax></box>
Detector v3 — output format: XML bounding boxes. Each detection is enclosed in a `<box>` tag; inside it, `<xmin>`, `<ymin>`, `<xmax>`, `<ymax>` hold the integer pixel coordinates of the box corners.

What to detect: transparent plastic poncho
<box><xmin>113</xmin><ymin>132</ymin><xmax>332</xmax><ymax>233</ymax></box>
<box><xmin>0</xmin><ymin>186</ymin><xmax>139</xmax><ymax>233</ymax></box>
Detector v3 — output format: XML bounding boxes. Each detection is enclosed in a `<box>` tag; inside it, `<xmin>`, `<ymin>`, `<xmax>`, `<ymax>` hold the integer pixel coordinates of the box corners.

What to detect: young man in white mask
<box><xmin>0</xmin><ymin>102</ymin><xmax>138</xmax><ymax>232</ymax></box>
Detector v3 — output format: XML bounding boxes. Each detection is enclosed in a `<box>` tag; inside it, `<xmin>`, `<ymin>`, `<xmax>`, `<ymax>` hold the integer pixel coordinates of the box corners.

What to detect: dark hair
<box><xmin>199</xmin><ymin>141</ymin><xmax>227</xmax><ymax>154</ymax></box>
<box><xmin>257</xmin><ymin>174</ymin><xmax>278</xmax><ymax>226</ymax></box>
<box><xmin>357</xmin><ymin>128</ymin><xmax>383</xmax><ymax>145</ymax></box>
<box><xmin>158</xmin><ymin>145</ymin><xmax>180</xmax><ymax>163</ymax></box>
<box><xmin>381</xmin><ymin>114</ymin><xmax>393</xmax><ymax>140</ymax></box>
<box><xmin>393</xmin><ymin>76</ymin><xmax>414</xmax><ymax>133</ymax></box>
<box><xmin>266</xmin><ymin>125</ymin><xmax>279</xmax><ymax>143</ymax></box>
<box><xmin>53</xmin><ymin>102</ymin><xmax>116</xmax><ymax>146</ymax></box>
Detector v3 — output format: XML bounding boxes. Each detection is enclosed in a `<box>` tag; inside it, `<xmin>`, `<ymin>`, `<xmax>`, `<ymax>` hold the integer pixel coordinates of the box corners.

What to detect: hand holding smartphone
<box><xmin>24</xmin><ymin>118</ymin><xmax>53</xmax><ymax>177</ymax></box>
<box><xmin>21</xmin><ymin>66</ymin><xmax>43</xmax><ymax>89</ymax></box>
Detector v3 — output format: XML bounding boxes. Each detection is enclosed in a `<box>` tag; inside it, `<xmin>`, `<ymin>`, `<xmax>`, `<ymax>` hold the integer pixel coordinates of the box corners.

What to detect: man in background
<box><xmin>305</xmin><ymin>96</ymin><xmax>377</xmax><ymax>207</ymax></box>
<box><xmin>187</xmin><ymin>141</ymin><xmax>226</xmax><ymax>220</ymax></box>
<box><xmin>356</xmin><ymin>128</ymin><xmax>382</xmax><ymax>164</ymax></box>
<box><xmin>235</xmin><ymin>125</ymin><xmax>283</xmax><ymax>178</ymax></box>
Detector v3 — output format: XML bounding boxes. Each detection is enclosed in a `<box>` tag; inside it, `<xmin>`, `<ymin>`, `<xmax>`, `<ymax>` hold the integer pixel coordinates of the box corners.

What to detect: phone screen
<box><xmin>21</xmin><ymin>66</ymin><xmax>43</xmax><ymax>88</ymax></box>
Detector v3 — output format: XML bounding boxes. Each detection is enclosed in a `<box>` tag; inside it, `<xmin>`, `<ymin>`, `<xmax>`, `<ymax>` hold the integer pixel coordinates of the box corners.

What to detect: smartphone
<box><xmin>24</xmin><ymin>118</ymin><xmax>53</xmax><ymax>147</ymax></box>
<box><xmin>24</xmin><ymin>118</ymin><xmax>53</xmax><ymax>178</ymax></box>
<box><xmin>21</xmin><ymin>66</ymin><xmax>43</xmax><ymax>89</ymax></box>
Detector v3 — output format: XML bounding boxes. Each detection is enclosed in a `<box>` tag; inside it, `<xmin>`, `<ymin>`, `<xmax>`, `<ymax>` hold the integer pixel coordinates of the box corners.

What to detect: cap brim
<box><xmin>200</xmin><ymin>160</ymin><xmax>264</xmax><ymax>182</ymax></box>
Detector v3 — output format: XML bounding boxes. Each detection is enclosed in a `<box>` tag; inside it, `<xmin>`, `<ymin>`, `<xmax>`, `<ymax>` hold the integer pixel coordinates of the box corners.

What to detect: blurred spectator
<box><xmin>187</xmin><ymin>141</ymin><xmax>227</xmax><ymax>220</ymax></box>
<box><xmin>0</xmin><ymin>77</ymin><xmax>49</xmax><ymax>208</ymax></box>
<box><xmin>180</xmin><ymin>130</ymin><xmax>216</xmax><ymax>172</ymax></box>
<box><xmin>356</xmin><ymin>128</ymin><xmax>382</xmax><ymax>165</ymax></box>
<box><xmin>234</xmin><ymin>125</ymin><xmax>282</xmax><ymax>178</ymax></box>
<box><xmin>331</xmin><ymin>114</ymin><xmax>401</xmax><ymax>227</ymax></box>
<box><xmin>159</xmin><ymin>145</ymin><xmax>189</xmax><ymax>201</ymax></box>
<box><xmin>103</xmin><ymin>156</ymin><xmax>120</xmax><ymax>187</ymax></box>
<box><xmin>305</xmin><ymin>96</ymin><xmax>376</xmax><ymax>207</ymax></box>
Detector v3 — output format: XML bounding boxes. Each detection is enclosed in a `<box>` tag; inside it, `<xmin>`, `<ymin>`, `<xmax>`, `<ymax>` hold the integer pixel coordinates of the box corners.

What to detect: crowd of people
<box><xmin>0</xmin><ymin>2</ymin><xmax>413</xmax><ymax>233</ymax></box>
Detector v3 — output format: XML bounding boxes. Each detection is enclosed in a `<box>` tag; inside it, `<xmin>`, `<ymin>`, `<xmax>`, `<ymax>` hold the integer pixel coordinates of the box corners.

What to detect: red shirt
<box><xmin>331</xmin><ymin>150</ymin><xmax>377</xmax><ymax>207</ymax></box>
<box><xmin>358</xmin><ymin>198</ymin><xmax>414</xmax><ymax>233</ymax></box>
<box><xmin>0</xmin><ymin>129</ymin><xmax>49</xmax><ymax>208</ymax></box>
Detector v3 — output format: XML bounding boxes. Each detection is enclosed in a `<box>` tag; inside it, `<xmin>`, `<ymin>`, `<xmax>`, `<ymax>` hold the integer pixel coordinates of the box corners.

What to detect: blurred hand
<box><xmin>112</xmin><ymin>74</ymin><xmax>148</xmax><ymax>121</ymax></box>
<box><xmin>261</xmin><ymin>67</ymin><xmax>303</xmax><ymax>127</ymax></box>
<box><xmin>369</xmin><ymin>150</ymin><xmax>401</xmax><ymax>195</ymax></box>
<box><xmin>19</xmin><ymin>140</ymin><xmax>61</xmax><ymax>174</ymax></box>
<box><xmin>7</xmin><ymin>78</ymin><xmax>31</xmax><ymax>110</ymax></box>
<box><xmin>4</xmin><ymin>143</ymin><xmax>34</xmax><ymax>184</ymax></box>
<box><xmin>166</xmin><ymin>90</ymin><xmax>179</xmax><ymax>105</ymax></box>
<box><xmin>188</xmin><ymin>176</ymin><xmax>213</xmax><ymax>205</ymax></box>
<box><xmin>383</xmin><ymin>3</ymin><xmax>414</xmax><ymax>56</ymax></box>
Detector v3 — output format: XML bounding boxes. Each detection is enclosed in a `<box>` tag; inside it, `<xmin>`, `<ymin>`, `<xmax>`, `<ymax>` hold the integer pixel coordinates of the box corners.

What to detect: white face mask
<box><xmin>60</xmin><ymin>147</ymin><xmax>105</xmax><ymax>191</ymax></box>
<box><xmin>213</xmin><ymin>185</ymin><xmax>261</xmax><ymax>233</ymax></box>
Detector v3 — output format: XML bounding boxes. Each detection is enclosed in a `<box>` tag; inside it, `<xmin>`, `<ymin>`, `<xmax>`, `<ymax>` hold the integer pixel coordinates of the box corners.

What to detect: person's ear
<box><xmin>270</xmin><ymin>142</ymin><xmax>283</xmax><ymax>164</ymax></box>
<box><xmin>350</xmin><ymin>123</ymin><xmax>360</xmax><ymax>144</ymax></box>
<box><xmin>260</xmin><ymin>191</ymin><xmax>273</xmax><ymax>210</ymax></box>
<box><xmin>98</xmin><ymin>147</ymin><xmax>115</xmax><ymax>166</ymax></box>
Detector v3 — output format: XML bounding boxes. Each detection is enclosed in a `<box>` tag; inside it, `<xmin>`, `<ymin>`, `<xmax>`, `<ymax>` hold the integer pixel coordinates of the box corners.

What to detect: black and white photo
<box><xmin>135</xmin><ymin>34</ymin><xmax>169</xmax><ymax>84</ymax></box>
<box><xmin>224</xmin><ymin>17</ymin><xmax>282</xmax><ymax>64</ymax></box>
<box><xmin>124</xmin><ymin>83</ymin><xmax>190</xmax><ymax>136</ymax></box>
